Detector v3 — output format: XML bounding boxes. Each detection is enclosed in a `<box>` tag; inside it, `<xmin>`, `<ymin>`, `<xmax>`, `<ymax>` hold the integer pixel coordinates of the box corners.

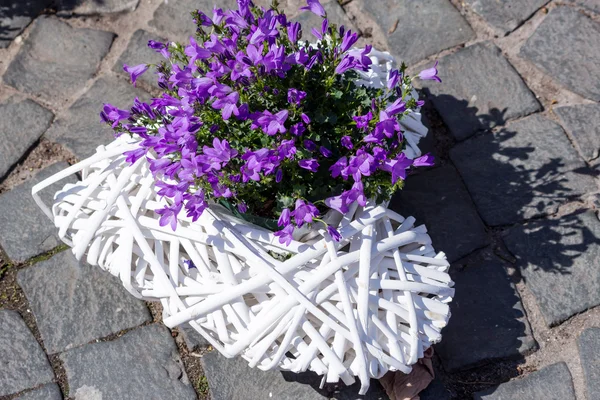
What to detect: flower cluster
<box><xmin>101</xmin><ymin>0</ymin><xmax>440</xmax><ymax>244</ymax></box>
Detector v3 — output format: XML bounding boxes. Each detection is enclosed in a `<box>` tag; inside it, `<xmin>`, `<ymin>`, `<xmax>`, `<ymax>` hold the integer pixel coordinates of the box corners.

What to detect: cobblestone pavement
<box><xmin>0</xmin><ymin>0</ymin><xmax>599</xmax><ymax>399</ymax></box>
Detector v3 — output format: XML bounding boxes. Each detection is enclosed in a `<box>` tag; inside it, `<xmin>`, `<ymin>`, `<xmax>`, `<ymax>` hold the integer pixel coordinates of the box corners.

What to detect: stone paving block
<box><xmin>520</xmin><ymin>7</ymin><xmax>600</xmax><ymax>101</ymax></box>
<box><xmin>435</xmin><ymin>255</ymin><xmax>537</xmax><ymax>371</ymax></box>
<box><xmin>389</xmin><ymin>165</ymin><xmax>489</xmax><ymax>262</ymax></box>
<box><xmin>179</xmin><ymin>323</ymin><xmax>209</xmax><ymax>350</ymax></box>
<box><xmin>422</xmin><ymin>42</ymin><xmax>541</xmax><ymax>141</ymax></box>
<box><xmin>14</xmin><ymin>384</ymin><xmax>63</xmax><ymax>400</ymax></box>
<box><xmin>578</xmin><ymin>328</ymin><xmax>600</xmax><ymax>400</ymax></box>
<box><xmin>0</xmin><ymin>162</ymin><xmax>75</xmax><ymax>263</ymax></box>
<box><xmin>464</xmin><ymin>0</ymin><xmax>549</xmax><ymax>35</ymax></box>
<box><xmin>3</xmin><ymin>16</ymin><xmax>115</xmax><ymax>103</ymax></box>
<box><xmin>354</xmin><ymin>0</ymin><xmax>474</xmax><ymax>66</ymax></box>
<box><xmin>113</xmin><ymin>29</ymin><xmax>168</xmax><ymax>89</ymax></box>
<box><xmin>0</xmin><ymin>310</ymin><xmax>54</xmax><ymax>397</ymax></box>
<box><xmin>293</xmin><ymin>0</ymin><xmax>356</xmax><ymax>36</ymax></box>
<box><xmin>566</xmin><ymin>0</ymin><xmax>600</xmax><ymax>12</ymax></box>
<box><xmin>60</xmin><ymin>324</ymin><xmax>196</xmax><ymax>400</ymax></box>
<box><xmin>450</xmin><ymin>114</ymin><xmax>595</xmax><ymax>226</ymax></box>
<box><xmin>17</xmin><ymin>251</ymin><xmax>151</xmax><ymax>354</ymax></box>
<box><xmin>46</xmin><ymin>76</ymin><xmax>150</xmax><ymax>159</ymax></box>
<box><xmin>420</xmin><ymin>377</ymin><xmax>451</xmax><ymax>400</ymax></box>
<box><xmin>504</xmin><ymin>210</ymin><xmax>600</xmax><ymax>327</ymax></box>
<box><xmin>0</xmin><ymin>97</ymin><xmax>53</xmax><ymax>179</ymax></box>
<box><xmin>202</xmin><ymin>349</ymin><xmax>330</xmax><ymax>399</ymax></box>
<box><xmin>474</xmin><ymin>362</ymin><xmax>576</xmax><ymax>399</ymax></box>
<box><xmin>554</xmin><ymin>103</ymin><xmax>600</xmax><ymax>162</ymax></box>
<box><xmin>150</xmin><ymin>0</ymin><xmax>237</xmax><ymax>42</ymax></box>
<box><xmin>56</xmin><ymin>0</ymin><xmax>139</xmax><ymax>15</ymax></box>
<box><xmin>0</xmin><ymin>0</ymin><xmax>52</xmax><ymax>48</ymax></box>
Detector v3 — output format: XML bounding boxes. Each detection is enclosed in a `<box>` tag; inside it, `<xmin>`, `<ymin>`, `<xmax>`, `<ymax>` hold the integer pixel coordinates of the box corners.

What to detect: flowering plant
<box><xmin>102</xmin><ymin>0</ymin><xmax>440</xmax><ymax>245</ymax></box>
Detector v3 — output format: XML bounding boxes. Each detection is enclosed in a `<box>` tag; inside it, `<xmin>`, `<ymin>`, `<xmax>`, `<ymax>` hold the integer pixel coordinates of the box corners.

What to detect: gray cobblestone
<box><xmin>464</xmin><ymin>0</ymin><xmax>549</xmax><ymax>35</ymax></box>
<box><xmin>353</xmin><ymin>0</ymin><xmax>475</xmax><ymax>66</ymax></box>
<box><xmin>56</xmin><ymin>0</ymin><xmax>139</xmax><ymax>16</ymax></box>
<box><xmin>17</xmin><ymin>251</ymin><xmax>151</xmax><ymax>353</ymax></box>
<box><xmin>436</xmin><ymin>254</ymin><xmax>537</xmax><ymax>371</ymax></box>
<box><xmin>0</xmin><ymin>162</ymin><xmax>75</xmax><ymax>263</ymax></box>
<box><xmin>46</xmin><ymin>76</ymin><xmax>150</xmax><ymax>159</ymax></box>
<box><xmin>60</xmin><ymin>324</ymin><xmax>197</xmax><ymax>400</ymax></box>
<box><xmin>0</xmin><ymin>310</ymin><xmax>54</xmax><ymax>397</ymax></box>
<box><xmin>3</xmin><ymin>16</ymin><xmax>115</xmax><ymax>103</ymax></box>
<box><xmin>0</xmin><ymin>0</ymin><xmax>51</xmax><ymax>48</ymax></box>
<box><xmin>450</xmin><ymin>114</ymin><xmax>595</xmax><ymax>226</ymax></box>
<box><xmin>390</xmin><ymin>165</ymin><xmax>490</xmax><ymax>262</ymax></box>
<box><xmin>554</xmin><ymin>103</ymin><xmax>600</xmax><ymax>162</ymax></box>
<box><xmin>202</xmin><ymin>349</ymin><xmax>329</xmax><ymax>399</ymax></box>
<box><xmin>578</xmin><ymin>328</ymin><xmax>600</xmax><ymax>400</ymax></box>
<box><xmin>14</xmin><ymin>384</ymin><xmax>63</xmax><ymax>400</ymax></box>
<box><xmin>520</xmin><ymin>7</ymin><xmax>600</xmax><ymax>101</ymax></box>
<box><xmin>504</xmin><ymin>210</ymin><xmax>600</xmax><ymax>327</ymax></box>
<box><xmin>422</xmin><ymin>42</ymin><xmax>541</xmax><ymax>140</ymax></box>
<box><xmin>474</xmin><ymin>362</ymin><xmax>576</xmax><ymax>399</ymax></box>
<box><xmin>0</xmin><ymin>97</ymin><xmax>53</xmax><ymax>179</ymax></box>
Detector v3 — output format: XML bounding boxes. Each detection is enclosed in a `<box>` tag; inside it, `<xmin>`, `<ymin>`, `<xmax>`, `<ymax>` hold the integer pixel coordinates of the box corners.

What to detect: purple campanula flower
<box><xmin>419</xmin><ymin>61</ymin><xmax>441</xmax><ymax>82</ymax></box>
<box><xmin>196</xmin><ymin>10</ymin><xmax>213</xmax><ymax>26</ymax></box>
<box><xmin>212</xmin><ymin>92</ymin><xmax>240</xmax><ymax>120</ymax></box>
<box><xmin>335</xmin><ymin>55</ymin><xmax>356</xmax><ymax>75</ymax></box>
<box><xmin>381</xmin><ymin>153</ymin><xmax>414</xmax><ymax>184</ymax></box>
<box><xmin>276</xmin><ymin>168</ymin><xmax>283</xmax><ymax>182</ymax></box>
<box><xmin>306</xmin><ymin>51</ymin><xmax>323</xmax><ymax>70</ymax></box>
<box><xmin>212</xmin><ymin>7</ymin><xmax>226</xmax><ymax>24</ymax></box>
<box><xmin>237</xmin><ymin>202</ymin><xmax>248</xmax><ymax>213</ymax></box>
<box><xmin>205</xmin><ymin>34</ymin><xmax>226</xmax><ymax>54</ymax></box>
<box><xmin>292</xmin><ymin>199</ymin><xmax>319</xmax><ymax>226</ymax></box>
<box><xmin>290</xmin><ymin>122</ymin><xmax>306</xmax><ymax>136</ymax></box>
<box><xmin>301</xmin><ymin>113</ymin><xmax>311</xmax><ymax>125</ymax></box>
<box><xmin>329</xmin><ymin>156</ymin><xmax>347</xmax><ymax>178</ymax></box>
<box><xmin>340</xmin><ymin>30</ymin><xmax>358</xmax><ymax>53</ymax></box>
<box><xmin>123</xmin><ymin>64</ymin><xmax>148</xmax><ymax>86</ymax></box>
<box><xmin>352</xmin><ymin>111</ymin><xmax>372</xmax><ymax>130</ymax></box>
<box><xmin>287</xmin><ymin>22</ymin><xmax>301</xmax><ymax>43</ymax></box>
<box><xmin>100</xmin><ymin>103</ymin><xmax>130</xmax><ymax>127</ymax></box>
<box><xmin>203</xmin><ymin>138</ymin><xmax>238</xmax><ymax>166</ymax></box>
<box><xmin>255</xmin><ymin>110</ymin><xmax>289</xmax><ymax>135</ymax></box>
<box><xmin>341</xmin><ymin>135</ymin><xmax>353</xmax><ymax>149</ymax></box>
<box><xmin>387</xmin><ymin>69</ymin><xmax>400</xmax><ymax>89</ymax></box>
<box><xmin>327</xmin><ymin>225</ymin><xmax>341</xmax><ymax>241</ymax></box>
<box><xmin>300</xmin><ymin>0</ymin><xmax>326</xmax><ymax>17</ymax></box>
<box><xmin>347</xmin><ymin>180</ymin><xmax>367</xmax><ymax>206</ymax></box>
<box><xmin>413</xmin><ymin>153</ymin><xmax>435</xmax><ymax>167</ymax></box>
<box><xmin>185</xmin><ymin>37</ymin><xmax>212</xmax><ymax>66</ymax></box>
<box><xmin>123</xmin><ymin>148</ymin><xmax>146</xmax><ymax>164</ymax></box>
<box><xmin>347</xmin><ymin>149</ymin><xmax>375</xmax><ymax>180</ymax></box>
<box><xmin>348</xmin><ymin>45</ymin><xmax>372</xmax><ymax>71</ymax></box>
<box><xmin>274</xmin><ymin>224</ymin><xmax>294</xmax><ymax>245</ymax></box>
<box><xmin>303</xmin><ymin>139</ymin><xmax>316</xmax><ymax>151</ymax></box>
<box><xmin>278</xmin><ymin>139</ymin><xmax>297</xmax><ymax>159</ymax></box>
<box><xmin>298</xmin><ymin>158</ymin><xmax>319</xmax><ymax>172</ymax></box>
<box><xmin>229</xmin><ymin>51</ymin><xmax>253</xmax><ymax>81</ymax></box>
<box><xmin>184</xmin><ymin>190</ymin><xmax>208</xmax><ymax>221</ymax></box>
<box><xmin>278</xmin><ymin>208</ymin><xmax>291</xmax><ymax>227</ymax></box>
<box><xmin>148</xmin><ymin>40</ymin><xmax>170</xmax><ymax>59</ymax></box>
<box><xmin>156</xmin><ymin>202</ymin><xmax>183</xmax><ymax>231</ymax></box>
<box><xmin>383</xmin><ymin>98</ymin><xmax>406</xmax><ymax>117</ymax></box>
<box><xmin>319</xmin><ymin>146</ymin><xmax>332</xmax><ymax>157</ymax></box>
<box><xmin>246</xmin><ymin>43</ymin><xmax>264</xmax><ymax>65</ymax></box>
<box><xmin>325</xmin><ymin>192</ymin><xmax>349</xmax><ymax>214</ymax></box>
<box><xmin>287</xmin><ymin>88</ymin><xmax>307</xmax><ymax>106</ymax></box>
<box><xmin>250</xmin><ymin>10</ymin><xmax>279</xmax><ymax>44</ymax></box>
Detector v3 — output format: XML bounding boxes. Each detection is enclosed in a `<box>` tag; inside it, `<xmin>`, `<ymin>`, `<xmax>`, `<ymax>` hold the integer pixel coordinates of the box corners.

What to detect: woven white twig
<box><xmin>30</xmin><ymin>49</ymin><xmax>453</xmax><ymax>394</ymax></box>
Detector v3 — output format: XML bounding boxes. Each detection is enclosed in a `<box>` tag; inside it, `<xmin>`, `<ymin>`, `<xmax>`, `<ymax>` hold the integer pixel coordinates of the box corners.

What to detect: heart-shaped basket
<box><xmin>31</xmin><ymin>49</ymin><xmax>454</xmax><ymax>394</ymax></box>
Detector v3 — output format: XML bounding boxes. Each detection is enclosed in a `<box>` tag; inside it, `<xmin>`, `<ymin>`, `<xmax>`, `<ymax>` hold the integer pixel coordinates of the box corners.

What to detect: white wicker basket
<box><xmin>31</xmin><ymin>49</ymin><xmax>454</xmax><ymax>394</ymax></box>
